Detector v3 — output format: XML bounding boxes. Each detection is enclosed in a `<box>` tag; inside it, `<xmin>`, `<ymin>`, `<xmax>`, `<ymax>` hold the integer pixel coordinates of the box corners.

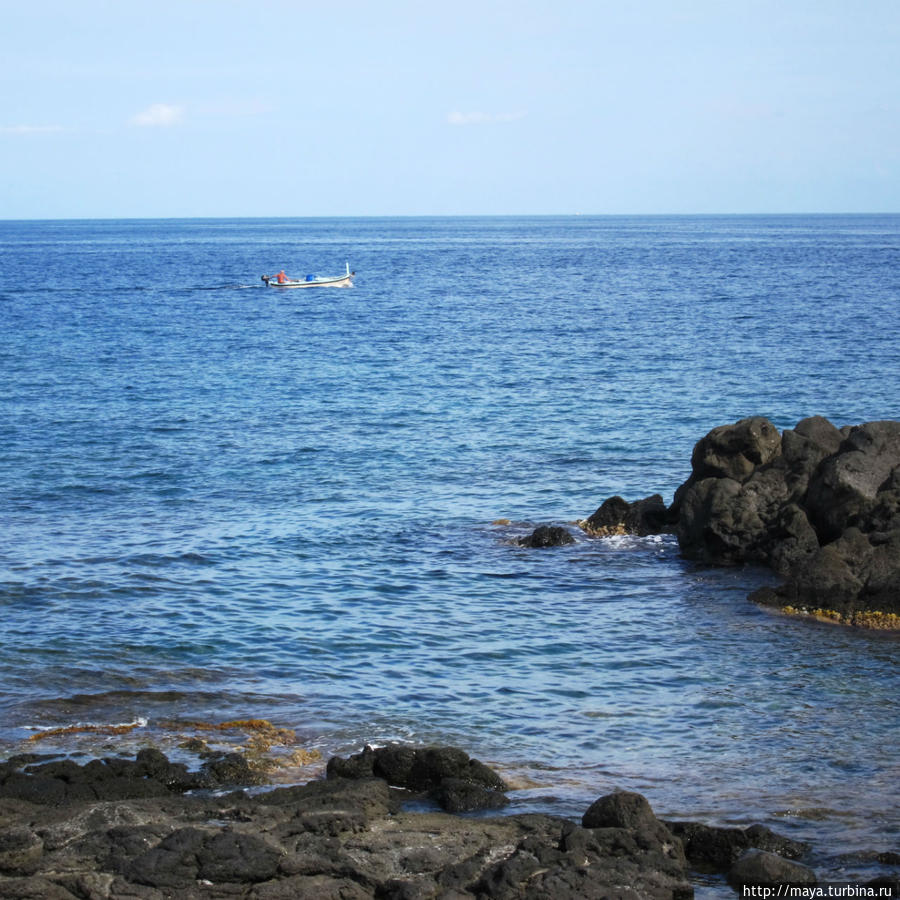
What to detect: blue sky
<box><xmin>2</xmin><ymin>0</ymin><xmax>898</xmax><ymax>218</ymax></box>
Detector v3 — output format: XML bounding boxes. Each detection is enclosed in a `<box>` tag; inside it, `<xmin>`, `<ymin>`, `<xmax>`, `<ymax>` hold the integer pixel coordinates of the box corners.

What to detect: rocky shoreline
<box><xmin>4</xmin><ymin>417</ymin><xmax>898</xmax><ymax>898</ymax></box>
<box><xmin>7</xmin><ymin>744</ymin><xmax>893</xmax><ymax>900</ymax></box>
<box><xmin>527</xmin><ymin>416</ymin><xmax>900</xmax><ymax>629</ymax></box>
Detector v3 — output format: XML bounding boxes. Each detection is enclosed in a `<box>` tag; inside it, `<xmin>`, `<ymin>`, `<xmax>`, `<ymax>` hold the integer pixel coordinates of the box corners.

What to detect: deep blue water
<box><xmin>1</xmin><ymin>216</ymin><xmax>898</xmax><ymax>885</ymax></box>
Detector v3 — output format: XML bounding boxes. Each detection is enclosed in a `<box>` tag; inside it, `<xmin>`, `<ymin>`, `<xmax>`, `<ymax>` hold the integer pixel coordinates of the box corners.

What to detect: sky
<box><xmin>1</xmin><ymin>0</ymin><xmax>898</xmax><ymax>218</ymax></box>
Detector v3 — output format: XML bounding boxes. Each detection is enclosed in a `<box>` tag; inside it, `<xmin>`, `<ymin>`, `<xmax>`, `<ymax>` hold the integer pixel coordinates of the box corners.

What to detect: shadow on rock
<box><xmin>0</xmin><ymin>749</ymin><xmax>835</xmax><ymax>899</ymax></box>
<box><xmin>575</xmin><ymin>416</ymin><xmax>900</xmax><ymax>629</ymax></box>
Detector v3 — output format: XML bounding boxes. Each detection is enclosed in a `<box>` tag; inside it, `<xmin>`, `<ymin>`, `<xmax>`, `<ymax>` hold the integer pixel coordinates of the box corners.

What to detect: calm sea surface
<box><xmin>1</xmin><ymin>216</ymin><xmax>898</xmax><ymax>886</ymax></box>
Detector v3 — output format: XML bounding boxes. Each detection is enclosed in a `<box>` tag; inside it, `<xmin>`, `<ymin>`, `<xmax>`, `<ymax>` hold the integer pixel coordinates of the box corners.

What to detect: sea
<box><xmin>1</xmin><ymin>215</ymin><xmax>898</xmax><ymax>891</ymax></box>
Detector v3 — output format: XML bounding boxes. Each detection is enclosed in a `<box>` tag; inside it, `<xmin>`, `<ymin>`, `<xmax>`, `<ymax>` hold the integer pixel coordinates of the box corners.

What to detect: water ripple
<box><xmin>0</xmin><ymin>216</ymin><xmax>898</xmax><ymax>878</ymax></box>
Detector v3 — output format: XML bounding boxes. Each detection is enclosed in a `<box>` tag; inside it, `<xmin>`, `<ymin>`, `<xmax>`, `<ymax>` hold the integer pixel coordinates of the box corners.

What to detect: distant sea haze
<box><xmin>1</xmin><ymin>215</ymin><xmax>898</xmax><ymax>890</ymax></box>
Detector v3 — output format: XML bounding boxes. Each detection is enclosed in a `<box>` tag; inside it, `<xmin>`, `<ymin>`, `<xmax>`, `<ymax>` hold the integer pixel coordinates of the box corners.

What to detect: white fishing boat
<box><xmin>262</xmin><ymin>263</ymin><xmax>355</xmax><ymax>288</ymax></box>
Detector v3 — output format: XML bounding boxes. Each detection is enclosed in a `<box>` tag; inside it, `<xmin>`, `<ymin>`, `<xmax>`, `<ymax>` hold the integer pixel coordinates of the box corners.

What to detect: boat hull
<box><xmin>262</xmin><ymin>273</ymin><xmax>354</xmax><ymax>288</ymax></box>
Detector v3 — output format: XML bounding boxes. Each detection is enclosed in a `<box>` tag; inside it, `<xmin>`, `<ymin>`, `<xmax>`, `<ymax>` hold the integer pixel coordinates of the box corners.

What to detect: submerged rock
<box><xmin>518</xmin><ymin>524</ymin><xmax>576</xmax><ymax>547</ymax></box>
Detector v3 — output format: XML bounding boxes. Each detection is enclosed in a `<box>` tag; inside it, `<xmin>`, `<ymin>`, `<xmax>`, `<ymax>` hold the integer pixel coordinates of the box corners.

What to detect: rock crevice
<box><xmin>0</xmin><ymin>749</ymin><xmax>825</xmax><ymax>898</ymax></box>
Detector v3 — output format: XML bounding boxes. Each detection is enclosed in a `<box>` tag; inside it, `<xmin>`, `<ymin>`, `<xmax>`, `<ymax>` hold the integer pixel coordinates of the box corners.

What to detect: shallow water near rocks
<box><xmin>1</xmin><ymin>216</ymin><xmax>898</xmax><ymax>889</ymax></box>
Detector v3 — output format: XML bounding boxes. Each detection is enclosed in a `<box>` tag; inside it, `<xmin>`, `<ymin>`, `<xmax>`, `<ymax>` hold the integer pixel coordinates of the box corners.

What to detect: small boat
<box><xmin>262</xmin><ymin>263</ymin><xmax>355</xmax><ymax>289</ymax></box>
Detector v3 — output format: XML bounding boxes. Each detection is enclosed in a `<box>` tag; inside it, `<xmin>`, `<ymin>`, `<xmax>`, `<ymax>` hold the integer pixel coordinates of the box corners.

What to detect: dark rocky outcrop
<box><xmin>670</xmin><ymin>416</ymin><xmax>837</xmax><ymax>569</ymax></box>
<box><xmin>663</xmin><ymin>820</ymin><xmax>810</xmax><ymax>871</ymax></box>
<box><xmin>518</xmin><ymin>524</ymin><xmax>576</xmax><ymax>547</ymax></box>
<box><xmin>688</xmin><ymin>416</ymin><xmax>784</xmax><ymax>484</ymax></box>
<box><xmin>583</xmin><ymin>790</ymin><xmax>660</xmax><ymax>830</ymax></box>
<box><xmin>581</xmin><ymin>416</ymin><xmax>900</xmax><ymax>628</ymax></box>
<box><xmin>0</xmin><ymin>747</ymin><xmax>274</xmax><ymax>809</ymax></box>
<box><xmin>727</xmin><ymin>848</ymin><xmax>817</xmax><ymax>889</ymax></box>
<box><xmin>433</xmin><ymin>777</ymin><xmax>511</xmax><ymax>813</ymax></box>
<box><xmin>0</xmin><ymin>750</ymin><xmax>719</xmax><ymax>899</ymax></box>
<box><xmin>582</xmin><ymin>495</ymin><xmax>670</xmax><ymax>537</ymax></box>
<box><xmin>124</xmin><ymin>826</ymin><xmax>283</xmax><ymax>888</ymax></box>
<box><xmin>0</xmin><ymin>748</ymin><xmax>843</xmax><ymax>898</ymax></box>
<box><xmin>326</xmin><ymin>744</ymin><xmax>509</xmax><ymax>813</ymax></box>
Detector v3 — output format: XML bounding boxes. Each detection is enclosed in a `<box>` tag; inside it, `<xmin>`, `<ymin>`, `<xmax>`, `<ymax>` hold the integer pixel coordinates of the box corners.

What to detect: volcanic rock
<box><xmin>727</xmin><ymin>848</ymin><xmax>817</xmax><ymax>889</ymax></box>
<box><xmin>518</xmin><ymin>524</ymin><xmax>576</xmax><ymax>547</ymax></box>
<box><xmin>664</xmin><ymin>820</ymin><xmax>810</xmax><ymax>870</ymax></box>
<box><xmin>584</xmin><ymin>416</ymin><xmax>900</xmax><ymax>628</ymax></box>
<box><xmin>0</xmin><ymin>752</ymin><xmax>705</xmax><ymax>899</ymax></box>
<box><xmin>326</xmin><ymin>744</ymin><xmax>509</xmax><ymax>813</ymax></box>
<box><xmin>582</xmin><ymin>495</ymin><xmax>670</xmax><ymax>537</ymax></box>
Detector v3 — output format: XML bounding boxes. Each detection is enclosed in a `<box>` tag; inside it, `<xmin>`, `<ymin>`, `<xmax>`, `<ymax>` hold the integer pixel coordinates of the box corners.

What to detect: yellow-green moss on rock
<box><xmin>781</xmin><ymin>605</ymin><xmax>900</xmax><ymax>630</ymax></box>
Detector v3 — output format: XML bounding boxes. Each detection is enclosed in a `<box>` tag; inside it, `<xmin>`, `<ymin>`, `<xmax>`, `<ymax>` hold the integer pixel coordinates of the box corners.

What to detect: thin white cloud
<box><xmin>130</xmin><ymin>103</ymin><xmax>186</xmax><ymax>127</ymax></box>
<box><xmin>447</xmin><ymin>111</ymin><xmax>526</xmax><ymax>126</ymax></box>
<box><xmin>0</xmin><ymin>124</ymin><xmax>64</xmax><ymax>135</ymax></box>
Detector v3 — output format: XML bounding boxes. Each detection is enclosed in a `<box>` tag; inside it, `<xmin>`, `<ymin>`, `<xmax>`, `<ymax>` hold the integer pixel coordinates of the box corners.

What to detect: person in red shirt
<box><xmin>276</xmin><ymin>270</ymin><xmax>286</xmax><ymax>284</ymax></box>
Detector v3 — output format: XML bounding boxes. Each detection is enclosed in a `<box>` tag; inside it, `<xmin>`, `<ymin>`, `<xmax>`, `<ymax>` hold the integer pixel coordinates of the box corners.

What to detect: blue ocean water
<box><xmin>1</xmin><ymin>216</ymin><xmax>898</xmax><ymax>883</ymax></box>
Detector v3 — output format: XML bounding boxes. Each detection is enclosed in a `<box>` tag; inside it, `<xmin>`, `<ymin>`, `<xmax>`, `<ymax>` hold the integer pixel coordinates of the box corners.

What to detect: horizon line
<box><xmin>3</xmin><ymin>211</ymin><xmax>899</xmax><ymax>224</ymax></box>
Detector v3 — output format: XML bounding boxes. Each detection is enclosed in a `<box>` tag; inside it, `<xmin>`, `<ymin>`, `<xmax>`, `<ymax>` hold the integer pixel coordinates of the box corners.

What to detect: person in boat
<box><xmin>276</xmin><ymin>270</ymin><xmax>286</xmax><ymax>284</ymax></box>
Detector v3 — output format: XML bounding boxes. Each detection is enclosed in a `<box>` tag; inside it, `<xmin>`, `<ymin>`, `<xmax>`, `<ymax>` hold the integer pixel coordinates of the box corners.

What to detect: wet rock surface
<box><xmin>663</xmin><ymin>821</ymin><xmax>810</xmax><ymax>871</ymax></box>
<box><xmin>582</xmin><ymin>494</ymin><xmax>670</xmax><ymax>537</ymax></box>
<box><xmin>0</xmin><ymin>749</ymin><xmax>836</xmax><ymax>899</ymax></box>
<box><xmin>726</xmin><ymin>848</ymin><xmax>817</xmax><ymax>889</ymax></box>
<box><xmin>517</xmin><ymin>524</ymin><xmax>576</xmax><ymax>548</ymax></box>
<box><xmin>0</xmin><ymin>747</ymin><xmax>274</xmax><ymax>812</ymax></box>
<box><xmin>581</xmin><ymin>416</ymin><xmax>900</xmax><ymax>627</ymax></box>
<box><xmin>326</xmin><ymin>744</ymin><xmax>509</xmax><ymax>813</ymax></box>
